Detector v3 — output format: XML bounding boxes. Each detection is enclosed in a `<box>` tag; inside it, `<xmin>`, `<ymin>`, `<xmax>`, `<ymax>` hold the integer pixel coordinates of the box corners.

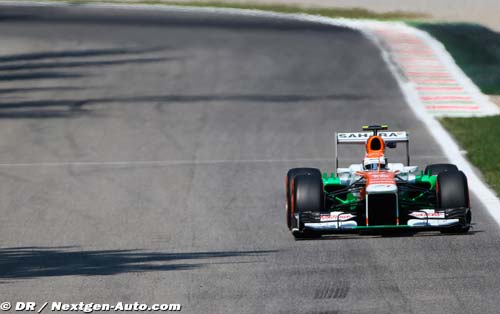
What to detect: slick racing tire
<box><xmin>437</xmin><ymin>170</ymin><xmax>471</xmax><ymax>234</ymax></box>
<box><xmin>425</xmin><ymin>163</ymin><xmax>459</xmax><ymax>176</ymax></box>
<box><xmin>291</xmin><ymin>173</ymin><xmax>324</xmax><ymax>239</ymax></box>
<box><xmin>286</xmin><ymin>168</ymin><xmax>321</xmax><ymax>230</ymax></box>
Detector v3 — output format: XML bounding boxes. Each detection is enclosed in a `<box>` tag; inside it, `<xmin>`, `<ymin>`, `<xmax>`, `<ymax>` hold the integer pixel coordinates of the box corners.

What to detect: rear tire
<box><xmin>286</xmin><ymin>168</ymin><xmax>321</xmax><ymax>230</ymax></box>
<box><xmin>425</xmin><ymin>163</ymin><xmax>459</xmax><ymax>176</ymax></box>
<box><xmin>291</xmin><ymin>173</ymin><xmax>324</xmax><ymax>239</ymax></box>
<box><xmin>437</xmin><ymin>170</ymin><xmax>471</xmax><ymax>234</ymax></box>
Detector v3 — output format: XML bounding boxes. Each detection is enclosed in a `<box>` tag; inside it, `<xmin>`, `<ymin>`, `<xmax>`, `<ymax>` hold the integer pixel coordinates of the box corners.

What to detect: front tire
<box><xmin>291</xmin><ymin>173</ymin><xmax>324</xmax><ymax>239</ymax></box>
<box><xmin>437</xmin><ymin>170</ymin><xmax>471</xmax><ymax>233</ymax></box>
<box><xmin>286</xmin><ymin>168</ymin><xmax>321</xmax><ymax>230</ymax></box>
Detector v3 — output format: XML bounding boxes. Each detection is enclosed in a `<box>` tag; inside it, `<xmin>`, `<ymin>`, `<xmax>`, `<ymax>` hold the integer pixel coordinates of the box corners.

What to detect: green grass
<box><xmin>441</xmin><ymin>116</ymin><xmax>500</xmax><ymax>195</ymax></box>
<box><xmin>413</xmin><ymin>23</ymin><xmax>500</xmax><ymax>95</ymax></box>
<box><xmin>20</xmin><ymin>0</ymin><xmax>426</xmax><ymax>20</ymax></box>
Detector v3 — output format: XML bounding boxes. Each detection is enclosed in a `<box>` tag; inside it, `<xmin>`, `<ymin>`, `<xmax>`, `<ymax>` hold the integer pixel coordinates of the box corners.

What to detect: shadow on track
<box><xmin>0</xmin><ymin>57</ymin><xmax>175</xmax><ymax>72</ymax></box>
<box><xmin>0</xmin><ymin>72</ymin><xmax>84</xmax><ymax>81</ymax></box>
<box><xmin>0</xmin><ymin>87</ymin><xmax>86</xmax><ymax>95</ymax></box>
<box><xmin>0</xmin><ymin>47</ymin><xmax>174</xmax><ymax>81</ymax></box>
<box><xmin>0</xmin><ymin>246</ymin><xmax>275</xmax><ymax>280</ymax></box>
<box><xmin>0</xmin><ymin>47</ymin><xmax>166</xmax><ymax>63</ymax></box>
<box><xmin>0</xmin><ymin>46</ymin><xmax>178</xmax><ymax>118</ymax></box>
<box><xmin>0</xmin><ymin>94</ymin><xmax>368</xmax><ymax>119</ymax></box>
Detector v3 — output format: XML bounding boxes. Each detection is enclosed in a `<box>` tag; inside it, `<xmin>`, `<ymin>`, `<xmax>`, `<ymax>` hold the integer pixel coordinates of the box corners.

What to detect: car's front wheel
<box><xmin>290</xmin><ymin>173</ymin><xmax>324</xmax><ymax>239</ymax></box>
<box><xmin>286</xmin><ymin>168</ymin><xmax>321</xmax><ymax>230</ymax></box>
<box><xmin>437</xmin><ymin>170</ymin><xmax>471</xmax><ymax>234</ymax></box>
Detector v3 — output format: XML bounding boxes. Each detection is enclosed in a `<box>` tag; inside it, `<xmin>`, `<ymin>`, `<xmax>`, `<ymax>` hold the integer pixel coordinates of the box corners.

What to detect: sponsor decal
<box><xmin>366</xmin><ymin>184</ymin><xmax>397</xmax><ymax>192</ymax></box>
<box><xmin>320</xmin><ymin>212</ymin><xmax>356</xmax><ymax>222</ymax></box>
<box><xmin>364</xmin><ymin>157</ymin><xmax>384</xmax><ymax>165</ymax></box>
<box><xmin>337</xmin><ymin>132</ymin><xmax>372</xmax><ymax>140</ymax></box>
<box><xmin>337</xmin><ymin>131</ymin><xmax>408</xmax><ymax>143</ymax></box>
<box><xmin>366</xmin><ymin>172</ymin><xmax>396</xmax><ymax>185</ymax></box>
<box><xmin>409</xmin><ymin>211</ymin><xmax>445</xmax><ymax>219</ymax></box>
<box><xmin>378</xmin><ymin>132</ymin><xmax>408</xmax><ymax>140</ymax></box>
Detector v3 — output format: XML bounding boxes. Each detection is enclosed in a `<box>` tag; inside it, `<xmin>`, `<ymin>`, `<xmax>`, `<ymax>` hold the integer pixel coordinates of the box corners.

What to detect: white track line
<box><xmin>1</xmin><ymin>1</ymin><xmax>499</xmax><ymax>224</ymax></box>
<box><xmin>0</xmin><ymin>158</ymin><xmax>333</xmax><ymax>168</ymax></box>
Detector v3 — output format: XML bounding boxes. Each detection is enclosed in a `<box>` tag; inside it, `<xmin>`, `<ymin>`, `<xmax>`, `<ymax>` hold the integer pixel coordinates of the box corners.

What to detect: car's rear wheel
<box><xmin>425</xmin><ymin>163</ymin><xmax>459</xmax><ymax>176</ymax></box>
<box><xmin>437</xmin><ymin>170</ymin><xmax>471</xmax><ymax>233</ymax></box>
<box><xmin>286</xmin><ymin>168</ymin><xmax>321</xmax><ymax>230</ymax></box>
<box><xmin>291</xmin><ymin>173</ymin><xmax>324</xmax><ymax>239</ymax></box>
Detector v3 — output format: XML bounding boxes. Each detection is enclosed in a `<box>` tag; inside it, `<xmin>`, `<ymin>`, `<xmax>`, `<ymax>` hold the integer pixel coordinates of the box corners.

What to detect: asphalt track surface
<box><xmin>1</xmin><ymin>5</ymin><xmax>500</xmax><ymax>314</ymax></box>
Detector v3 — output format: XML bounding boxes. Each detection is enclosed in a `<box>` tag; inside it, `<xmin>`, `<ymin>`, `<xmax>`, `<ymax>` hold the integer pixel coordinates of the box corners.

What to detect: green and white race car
<box><xmin>286</xmin><ymin>125</ymin><xmax>471</xmax><ymax>239</ymax></box>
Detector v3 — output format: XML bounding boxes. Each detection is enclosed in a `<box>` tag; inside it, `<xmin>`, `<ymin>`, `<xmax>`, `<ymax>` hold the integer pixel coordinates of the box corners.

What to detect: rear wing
<box><xmin>335</xmin><ymin>131</ymin><xmax>410</xmax><ymax>172</ymax></box>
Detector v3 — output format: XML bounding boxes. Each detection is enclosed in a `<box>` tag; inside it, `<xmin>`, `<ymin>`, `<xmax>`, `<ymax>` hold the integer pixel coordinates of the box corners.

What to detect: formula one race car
<box><xmin>286</xmin><ymin>125</ymin><xmax>471</xmax><ymax>239</ymax></box>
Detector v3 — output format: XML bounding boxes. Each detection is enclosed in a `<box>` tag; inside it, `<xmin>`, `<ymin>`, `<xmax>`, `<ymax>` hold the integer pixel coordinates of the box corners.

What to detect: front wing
<box><xmin>293</xmin><ymin>208</ymin><xmax>470</xmax><ymax>234</ymax></box>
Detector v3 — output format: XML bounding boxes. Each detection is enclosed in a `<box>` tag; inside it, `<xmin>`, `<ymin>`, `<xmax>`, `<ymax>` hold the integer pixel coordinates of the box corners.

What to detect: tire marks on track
<box><xmin>314</xmin><ymin>280</ymin><xmax>350</xmax><ymax>299</ymax></box>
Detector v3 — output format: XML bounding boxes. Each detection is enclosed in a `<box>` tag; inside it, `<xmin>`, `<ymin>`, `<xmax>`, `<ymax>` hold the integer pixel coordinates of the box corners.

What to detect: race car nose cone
<box><xmin>366</xmin><ymin>183</ymin><xmax>397</xmax><ymax>194</ymax></box>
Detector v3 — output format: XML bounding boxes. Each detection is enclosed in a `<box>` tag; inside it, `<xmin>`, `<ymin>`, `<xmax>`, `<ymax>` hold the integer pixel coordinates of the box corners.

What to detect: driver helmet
<box><xmin>363</xmin><ymin>156</ymin><xmax>386</xmax><ymax>170</ymax></box>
